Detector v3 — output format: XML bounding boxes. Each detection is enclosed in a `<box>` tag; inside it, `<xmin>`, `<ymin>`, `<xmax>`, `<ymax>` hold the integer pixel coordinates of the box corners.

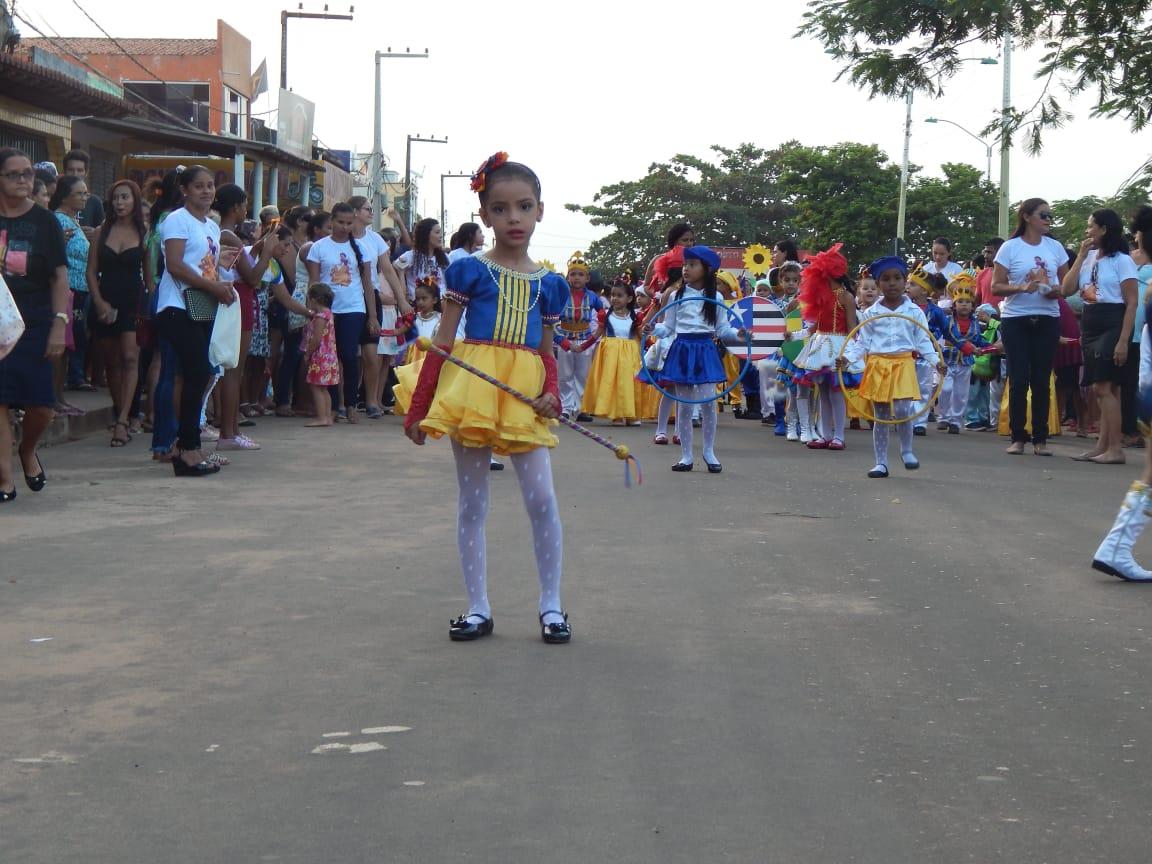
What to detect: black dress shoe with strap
<box><xmin>449</xmin><ymin>614</ymin><xmax>493</xmax><ymax>641</ymax></box>
<box><xmin>705</xmin><ymin>461</ymin><xmax>722</xmax><ymax>474</ymax></box>
<box><xmin>23</xmin><ymin>454</ymin><xmax>45</xmax><ymax>492</ymax></box>
<box><xmin>671</xmin><ymin>462</ymin><xmax>693</xmax><ymax>472</ymax></box>
<box><xmin>539</xmin><ymin>611</ymin><xmax>571</xmax><ymax>644</ymax></box>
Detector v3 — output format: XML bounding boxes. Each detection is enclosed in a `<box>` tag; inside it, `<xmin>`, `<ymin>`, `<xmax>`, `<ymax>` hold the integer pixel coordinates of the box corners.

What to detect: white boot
<box><xmin>1092</xmin><ymin>482</ymin><xmax>1152</xmax><ymax>582</ymax></box>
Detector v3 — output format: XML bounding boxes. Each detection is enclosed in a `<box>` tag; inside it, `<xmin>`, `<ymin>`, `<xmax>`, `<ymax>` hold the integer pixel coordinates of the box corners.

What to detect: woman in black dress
<box><xmin>86</xmin><ymin>179</ymin><xmax>153</xmax><ymax>446</ymax></box>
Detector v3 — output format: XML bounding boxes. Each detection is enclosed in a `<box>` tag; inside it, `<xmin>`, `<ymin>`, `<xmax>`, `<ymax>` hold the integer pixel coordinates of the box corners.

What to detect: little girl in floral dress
<box><xmin>303</xmin><ymin>283</ymin><xmax>338</xmax><ymax>427</ymax></box>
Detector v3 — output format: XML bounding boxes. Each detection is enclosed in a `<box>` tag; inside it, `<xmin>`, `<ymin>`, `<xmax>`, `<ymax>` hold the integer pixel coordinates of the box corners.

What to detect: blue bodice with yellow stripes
<box><xmin>444</xmin><ymin>255</ymin><xmax>570</xmax><ymax>350</ymax></box>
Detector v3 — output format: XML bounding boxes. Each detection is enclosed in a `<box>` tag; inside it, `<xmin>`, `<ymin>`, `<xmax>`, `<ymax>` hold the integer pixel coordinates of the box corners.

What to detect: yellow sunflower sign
<box><xmin>743</xmin><ymin>244</ymin><xmax>772</xmax><ymax>276</ymax></box>
<box><xmin>537</xmin><ymin>258</ymin><xmax>558</xmax><ymax>273</ymax></box>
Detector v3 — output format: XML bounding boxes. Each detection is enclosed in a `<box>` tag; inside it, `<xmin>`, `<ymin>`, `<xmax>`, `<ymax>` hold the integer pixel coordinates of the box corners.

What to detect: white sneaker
<box><xmin>800</xmin><ymin>429</ymin><xmax>813</xmax><ymax>444</ymax></box>
<box><xmin>786</xmin><ymin>423</ymin><xmax>799</xmax><ymax>442</ymax></box>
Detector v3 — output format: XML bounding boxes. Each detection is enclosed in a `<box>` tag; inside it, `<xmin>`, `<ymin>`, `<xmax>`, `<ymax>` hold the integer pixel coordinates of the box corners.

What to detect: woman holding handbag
<box><xmin>155</xmin><ymin>166</ymin><xmax>235</xmax><ymax>477</ymax></box>
<box><xmin>0</xmin><ymin>148</ymin><xmax>69</xmax><ymax>503</ymax></box>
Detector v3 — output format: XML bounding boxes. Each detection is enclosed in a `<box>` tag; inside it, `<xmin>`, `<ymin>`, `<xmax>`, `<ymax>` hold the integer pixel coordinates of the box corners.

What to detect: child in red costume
<box><xmin>403</xmin><ymin>153</ymin><xmax>573</xmax><ymax>644</ymax></box>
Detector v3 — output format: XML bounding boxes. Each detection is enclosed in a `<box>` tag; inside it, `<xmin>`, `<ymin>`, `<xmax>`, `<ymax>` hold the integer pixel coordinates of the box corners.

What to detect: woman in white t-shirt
<box><xmin>926</xmin><ymin>237</ymin><xmax>963</xmax><ymax>280</ymax></box>
<box><xmin>305</xmin><ymin>202</ymin><xmax>375</xmax><ymax>420</ymax></box>
<box><xmin>347</xmin><ymin>196</ymin><xmax>410</xmax><ymax>417</ymax></box>
<box><xmin>992</xmin><ymin>197</ymin><xmax>1069</xmax><ymax>456</ymax></box>
<box><xmin>155</xmin><ymin>166</ymin><xmax>236</xmax><ymax>476</ymax></box>
<box><xmin>1059</xmin><ymin>208</ymin><xmax>1139</xmax><ymax>464</ymax></box>
<box><xmin>447</xmin><ymin>222</ymin><xmax>485</xmax><ymax>265</ymax></box>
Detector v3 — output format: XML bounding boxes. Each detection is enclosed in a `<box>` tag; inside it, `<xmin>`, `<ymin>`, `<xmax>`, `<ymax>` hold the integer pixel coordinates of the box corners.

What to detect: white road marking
<box><xmin>361</xmin><ymin>726</ymin><xmax>411</xmax><ymax>735</ymax></box>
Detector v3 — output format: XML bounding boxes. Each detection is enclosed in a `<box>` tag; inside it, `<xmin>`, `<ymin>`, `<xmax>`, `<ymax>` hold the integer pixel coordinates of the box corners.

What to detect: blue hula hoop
<box><xmin>643</xmin><ymin>295</ymin><xmax>754</xmax><ymax>405</ymax></box>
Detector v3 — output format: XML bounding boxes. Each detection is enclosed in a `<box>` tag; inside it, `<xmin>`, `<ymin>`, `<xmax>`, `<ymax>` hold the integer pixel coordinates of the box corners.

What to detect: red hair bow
<box><xmin>470</xmin><ymin>151</ymin><xmax>509</xmax><ymax>193</ymax></box>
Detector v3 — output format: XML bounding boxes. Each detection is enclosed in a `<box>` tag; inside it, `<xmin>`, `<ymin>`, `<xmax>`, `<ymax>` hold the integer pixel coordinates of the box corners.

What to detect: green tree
<box><xmin>904</xmin><ymin>163</ymin><xmax>999</xmax><ymax>262</ymax></box>
<box><xmin>774</xmin><ymin>140</ymin><xmax>902</xmax><ymax>263</ymax></box>
<box><xmin>798</xmin><ymin>1</ymin><xmax>1152</xmax><ymax>152</ymax></box>
<box><xmin>565</xmin><ymin>144</ymin><xmax>793</xmax><ymax>274</ymax></box>
<box><xmin>1047</xmin><ymin>176</ymin><xmax>1152</xmax><ymax>245</ymax></box>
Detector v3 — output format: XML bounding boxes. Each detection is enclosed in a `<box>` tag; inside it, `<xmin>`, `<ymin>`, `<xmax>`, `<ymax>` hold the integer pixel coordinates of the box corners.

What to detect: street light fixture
<box><xmin>924</xmin><ymin>117</ymin><xmax>994</xmax><ymax>182</ymax></box>
<box><xmin>440</xmin><ymin>171</ymin><xmax>472</xmax><ymax>230</ymax></box>
<box><xmin>372</xmin><ymin>48</ymin><xmax>428</xmax><ymax>229</ymax></box>
<box><xmin>404</xmin><ymin>134</ymin><xmax>448</xmax><ymax>226</ymax></box>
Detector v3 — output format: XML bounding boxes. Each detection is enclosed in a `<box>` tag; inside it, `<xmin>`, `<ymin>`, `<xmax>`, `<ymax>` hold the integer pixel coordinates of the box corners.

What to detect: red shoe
<box><xmin>827</xmin><ymin>438</ymin><xmax>845</xmax><ymax>451</ymax></box>
<box><xmin>806</xmin><ymin>438</ymin><xmax>829</xmax><ymax>449</ymax></box>
<box><xmin>653</xmin><ymin>434</ymin><xmax>668</xmax><ymax>445</ymax></box>
<box><xmin>672</xmin><ymin>434</ymin><xmax>681</xmax><ymax>445</ymax></box>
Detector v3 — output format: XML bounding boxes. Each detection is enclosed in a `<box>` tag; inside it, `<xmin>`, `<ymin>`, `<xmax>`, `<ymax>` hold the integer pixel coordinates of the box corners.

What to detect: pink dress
<box><xmin>304</xmin><ymin>308</ymin><xmax>339</xmax><ymax>386</ymax></box>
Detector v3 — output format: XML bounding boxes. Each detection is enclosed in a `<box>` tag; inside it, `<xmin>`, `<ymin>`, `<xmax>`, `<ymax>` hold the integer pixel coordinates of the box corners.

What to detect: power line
<box><xmin>14</xmin><ymin>11</ymin><xmax>204</xmax><ymax>133</ymax></box>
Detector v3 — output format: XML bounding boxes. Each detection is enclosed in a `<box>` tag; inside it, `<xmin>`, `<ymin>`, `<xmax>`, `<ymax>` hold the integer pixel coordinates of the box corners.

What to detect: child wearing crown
<box><xmin>938</xmin><ymin>272</ymin><xmax>991</xmax><ymax>434</ymax></box>
<box><xmin>555</xmin><ymin>252</ymin><xmax>605</xmax><ymax>421</ymax></box>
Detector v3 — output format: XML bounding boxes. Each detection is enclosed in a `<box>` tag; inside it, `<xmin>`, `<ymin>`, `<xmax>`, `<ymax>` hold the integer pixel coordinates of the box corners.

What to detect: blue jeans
<box><xmin>329</xmin><ymin>311</ymin><xmax>366</xmax><ymax>410</ymax></box>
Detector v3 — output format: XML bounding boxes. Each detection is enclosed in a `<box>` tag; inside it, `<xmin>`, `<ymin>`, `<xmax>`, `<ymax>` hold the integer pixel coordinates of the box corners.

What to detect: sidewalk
<box><xmin>11</xmin><ymin>387</ymin><xmax>116</xmax><ymax>449</ymax></box>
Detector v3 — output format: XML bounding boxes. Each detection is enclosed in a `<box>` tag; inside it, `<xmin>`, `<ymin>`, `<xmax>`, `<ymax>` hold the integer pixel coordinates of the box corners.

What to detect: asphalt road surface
<box><xmin>3</xmin><ymin>414</ymin><xmax>1150</xmax><ymax>863</ymax></box>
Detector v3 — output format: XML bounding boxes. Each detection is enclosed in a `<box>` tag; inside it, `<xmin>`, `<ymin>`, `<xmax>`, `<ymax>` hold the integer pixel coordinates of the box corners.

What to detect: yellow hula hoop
<box><xmin>835</xmin><ymin>313</ymin><xmax>946</xmax><ymax>426</ymax></box>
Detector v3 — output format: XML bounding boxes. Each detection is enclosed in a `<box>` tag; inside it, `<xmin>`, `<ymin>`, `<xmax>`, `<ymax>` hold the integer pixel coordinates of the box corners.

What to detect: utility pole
<box><xmin>281</xmin><ymin>5</ymin><xmax>354</xmax><ymax>91</ymax></box>
<box><xmin>440</xmin><ymin>171</ymin><xmax>471</xmax><ymax>230</ymax></box>
<box><xmin>373</xmin><ymin>48</ymin><xmax>428</xmax><ymax>229</ymax></box>
<box><xmin>895</xmin><ymin>90</ymin><xmax>913</xmax><ymax>255</ymax></box>
<box><xmin>998</xmin><ymin>31</ymin><xmax>1013</xmax><ymax>238</ymax></box>
<box><xmin>404</xmin><ymin>133</ymin><xmax>447</xmax><ymax>228</ymax></box>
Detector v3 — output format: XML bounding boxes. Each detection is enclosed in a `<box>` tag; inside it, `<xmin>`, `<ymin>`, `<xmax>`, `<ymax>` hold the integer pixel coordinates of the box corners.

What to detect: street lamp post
<box><xmin>440</xmin><ymin>172</ymin><xmax>471</xmax><ymax>230</ymax></box>
<box><xmin>998</xmin><ymin>32</ymin><xmax>1013</xmax><ymax>238</ymax></box>
<box><xmin>404</xmin><ymin>133</ymin><xmax>447</xmax><ymax>227</ymax></box>
<box><xmin>924</xmin><ymin>117</ymin><xmax>994</xmax><ymax>182</ymax></box>
<box><xmin>372</xmin><ymin>48</ymin><xmax>428</xmax><ymax>229</ymax></box>
<box><xmin>896</xmin><ymin>90</ymin><xmax>913</xmax><ymax>254</ymax></box>
<box><xmin>281</xmin><ymin>6</ymin><xmax>354</xmax><ymax>91</ymax></box>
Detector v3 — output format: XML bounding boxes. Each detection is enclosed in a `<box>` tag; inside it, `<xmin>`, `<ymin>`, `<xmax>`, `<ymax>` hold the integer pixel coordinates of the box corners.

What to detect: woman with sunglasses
<box><xmin>992</xmin><ymin>198</ymin><xmax>1069</xmax><ymax>456</ymax></box>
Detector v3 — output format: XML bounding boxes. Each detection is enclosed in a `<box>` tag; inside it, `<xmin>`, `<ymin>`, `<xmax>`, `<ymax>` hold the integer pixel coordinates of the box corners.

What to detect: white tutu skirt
<box><xmin>377</xmin><ymin>305</ymin><xmax>401</xmax><ymax>356</ymax></box>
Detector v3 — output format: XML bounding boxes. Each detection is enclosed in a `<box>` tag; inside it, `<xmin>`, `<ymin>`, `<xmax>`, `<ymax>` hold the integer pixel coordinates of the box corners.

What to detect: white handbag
<box><xmin>0</xmin><ymin>272</ymin><xmax>26</xmax><ymax>361</ymax></box>
<box><xmin>208</xmin><ymin>289</ymin><xmax>242</xmax><ymax>369</ymax></box>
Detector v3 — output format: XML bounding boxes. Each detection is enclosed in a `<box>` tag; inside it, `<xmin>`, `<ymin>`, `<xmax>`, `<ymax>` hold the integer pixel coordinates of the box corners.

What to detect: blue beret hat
<box><xmin>684</xmin><ymin>245</ymin><xmax>721</xmax><ymax>272</ymax></box>
<box><xmin>868</xmin><ymin>256</ymin><xmax>909</xmax><ymax>279</ymax></box>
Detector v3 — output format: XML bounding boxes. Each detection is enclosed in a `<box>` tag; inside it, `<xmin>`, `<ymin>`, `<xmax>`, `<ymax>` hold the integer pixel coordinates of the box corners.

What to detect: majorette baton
<box><xmin>415</xmin><ymin>337</ymin><xmax>642</xmax><ymax>487</ymax></box>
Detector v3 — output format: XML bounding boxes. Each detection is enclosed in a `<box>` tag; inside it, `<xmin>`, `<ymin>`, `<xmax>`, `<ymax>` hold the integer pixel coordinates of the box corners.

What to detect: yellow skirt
<box><xmin>408</xmin><ymin>342</ymin><xmax>557</xmax><ymax>454</ymax></box>
<box><xmin>858</xmin><ymin>353</ymin><xmax>920</xmax><ymax>404</ymax></box>
<box><xmin>636</xmin><ymin>380</ymin><xmax>662</xmax><ymax>420</ymax></box>
<box><xmin>845</xmin><ymin>386</ymin><xmax>871</xmax><ymax>420</ymax></box>
<box><xmin>582</xmin><ymin>338</ymin><xmax>642</xmax><ymax>420</ymax></box>
<box><xmin>997</xmin><ymin>373</ymin><xmax>1061</xmax><ymax>437</ymax></box>
<box><xmin>719</xmin><ymin>351</ymin><xmax>744</xmax><ymax>405</ymax></box>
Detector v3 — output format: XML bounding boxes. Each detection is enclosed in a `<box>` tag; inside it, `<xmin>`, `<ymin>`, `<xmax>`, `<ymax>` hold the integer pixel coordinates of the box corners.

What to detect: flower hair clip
<box><xmin>470</xmin><ymin>151</ymin><xmax>510</xmax><ymax>193</ymax></box>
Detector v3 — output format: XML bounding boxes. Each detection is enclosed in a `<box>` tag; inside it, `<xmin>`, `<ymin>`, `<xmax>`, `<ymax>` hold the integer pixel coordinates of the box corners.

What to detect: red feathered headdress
<box><xmin>649</xmin><ymin>246</ymin><xmax>685</xmax><ymax>293</ymax></box>
<box><xmin>799</xmin><ymin>242</ymin><xmax>847</xmax><ymax>322</ymax></box>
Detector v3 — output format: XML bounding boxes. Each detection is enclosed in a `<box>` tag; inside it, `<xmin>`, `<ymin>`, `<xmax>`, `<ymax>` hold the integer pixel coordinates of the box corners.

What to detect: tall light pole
<box><xmin>281</xmin><ymin>5</ymin><xmax>354</xmax><ymax>91</ymax></box>
<box><xmin>440</xmin><ymin>171</ymin><xmax>471</xmax><ymax>230</ymax></box>
<box><xmin>373</xmin><ymin>48</ymin><xmax>428</xmax><ymax>229</ymax></box>
<box><xmin>998</xmin><ymin>32</ymin><xmax>1013</xmax><ymax>237</ymax></box>
<box><xmin>924</xmin><ymin>117</ymin><xmax>994</xmax><ymax>182</ymax></box>
<box><xmin>895</xmin><ymin>90</ymin><xmax>913</xmax><ymax>254</ymax></box>
<box><xmin>404</xmin><ymin>133</ymin><xmax>447</xmax><ymax>227</ymax></box>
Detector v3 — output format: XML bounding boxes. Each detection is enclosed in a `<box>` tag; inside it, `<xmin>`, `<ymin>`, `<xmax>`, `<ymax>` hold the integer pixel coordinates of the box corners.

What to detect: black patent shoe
<box><xmin>172</xmin><ymin>457</ymin><xmax>220</xmax><ymax>477</ymax></box>
<box><xmin>705</xmin><ymin>461</ymin><xmax>722</xmax><ymax>474</ymax></box>
<box><xmin>671</xmin><ymin>462</ymin><xmax>694</xmax><ymax>472</ymax></box>
<box><xmin>449</xmin><ymin>614</ymin><xmax>493</xmax><ymax>641</ymax></box>
<box><xmin>23</xmin><ymin>454</ymin><xmax>45</xmax><ymax>492</ymax></box>
<box><xmin>0</xmin><ymin>487</ymin><xmax>15</xmax><ymax>503</ymax></box>
<box><xmin>539</xmin><ymin>611</ymin><xmax>571</xmax><ymax>644</ymax></box>
<box><xmin>867</xmin><ymin>465</ymin><xmax>889</xmax><ymax>478</ymax></box>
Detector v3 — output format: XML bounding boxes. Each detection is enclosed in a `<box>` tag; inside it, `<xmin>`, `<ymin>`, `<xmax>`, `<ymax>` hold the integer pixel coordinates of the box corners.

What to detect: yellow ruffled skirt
<box><xmin>582</xmin><ymin>338</ymin><xmax>642</xmax><ymax>421</ymax></box>
<box><xmin>845</xmin><ymin>386</ymin><xmax>871</xmax><ymax>420</ymax></box>
<box><xmin>398</xmin><ymin>342</ymin><xmax>556</xmax><ymax>454</ymax></box>
<box><xmin>858</xmin><ymin>353</ymin><xmax>920</xmax><ymax>404</ymax></box>
<box><xmin>636</xmin><ymin>380</ymin><xmax>662</xmax><ymax>420</ymax></box>
<box><xmin>997</xmin><ymin>373</ymin><xmax>1061</xmax><ymax>437</ymax></box>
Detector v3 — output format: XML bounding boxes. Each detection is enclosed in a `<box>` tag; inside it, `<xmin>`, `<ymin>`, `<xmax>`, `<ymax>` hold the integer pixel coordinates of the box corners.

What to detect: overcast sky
<box><xmin>27</xmin><ymin>0</ymin><xmax>1152</xmax><ymax>259</ymax></box>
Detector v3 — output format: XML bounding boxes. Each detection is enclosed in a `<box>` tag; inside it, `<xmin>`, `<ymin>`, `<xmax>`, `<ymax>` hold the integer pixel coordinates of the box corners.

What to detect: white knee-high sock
<box><xmin>452</xmin><ymin>440</ymin><xmax>492</xmax><ymax>621</ymax></box>
<box><xmin>872</xmin><ymin>402</ymin><xmax>891</xmax><ymax>468</ymax></box>
<box><xmin>895</xmin><ymin>399</ymin><xmax>914</xmax><ymax>457</ymax></box>
<box><xmin>510</xmin><ymin>447</ymin><xmax>564</xmax><ymax>625</ymax></box>
<box><xmin>796</xmin><ymin>387</ymin><xmax>812</xmax><ymax>435</ymax></box>
<box><xmin>676</xmin><ymin>384</ymin><xmax>695</xmax><ymax>463</ymax></box>
<box><xmin>700</xmin><ymin>386</ymin><xmax>719</xmax><ymax>463</ymax></box>
<box><xmin>821</xmin><ymin>387</ymin><xmax>847</xmax><ymax>441</ymax></box>
<box><xmin>656</xmin><ymin>393</ymin><xmax>673</xmax><ymax>437</ymax></box>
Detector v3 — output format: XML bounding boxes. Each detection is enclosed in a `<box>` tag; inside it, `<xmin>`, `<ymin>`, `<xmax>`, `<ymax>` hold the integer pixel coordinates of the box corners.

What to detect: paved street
<box><xmin>3</xmin><ymin>414</ymin><xmax>1151</xmax><ymax>863</ymax></box>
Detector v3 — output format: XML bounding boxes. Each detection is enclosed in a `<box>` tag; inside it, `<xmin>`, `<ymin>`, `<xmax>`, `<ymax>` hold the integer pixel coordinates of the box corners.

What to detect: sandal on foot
<box><xmin>449</xmin><ymin>613</ymin><xmax>493</xmax><ymax>641</ymax></box>
<box><xmin>539</xmin><ymin>611</ymin><xmax>571</xmax><ymax>644</ymax></box>
<box><xmin>110</xmin><ymin>421</ymin><xmax>130</xmax><ymax>447</ymax></box>
<box><xmin>1005</xmin><ymin>442</ymin><xmax>1025</xmax><ymax>455</ymax></box>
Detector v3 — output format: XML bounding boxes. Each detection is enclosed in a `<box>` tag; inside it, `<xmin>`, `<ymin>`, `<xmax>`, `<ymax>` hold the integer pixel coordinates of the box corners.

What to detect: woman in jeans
<box><xmin>155</xmin><ymin>166</ymin><xmax>235</xmax><ymax>476</ymax></box>
<box><xmin>992</xmin><ymin>198</ymin><xmax>1069</xmax><ymax>456</ymax></box>
<box><xmin>1060</xmin><ymin>208</ymin><xmax>1140</xmax><ymax>464</ymax></box>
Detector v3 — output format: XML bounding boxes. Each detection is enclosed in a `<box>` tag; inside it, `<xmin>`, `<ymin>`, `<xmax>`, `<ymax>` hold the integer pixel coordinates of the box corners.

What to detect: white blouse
<box><xmin>844</xmin><ymin>296</ymin><xmax>939</xmax><ymax>365</ymax></box>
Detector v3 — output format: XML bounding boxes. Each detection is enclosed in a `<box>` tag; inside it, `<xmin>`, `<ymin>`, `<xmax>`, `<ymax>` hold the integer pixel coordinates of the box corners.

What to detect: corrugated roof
<box><xmin>0</xmin><ymin>53</ymin><xmax>140</xmax><ymax>117</ymax></box>
<box><xmin>24</xmin><ymin>37</ymin><xmax>217</xmax><ymax>57</ymax></box>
